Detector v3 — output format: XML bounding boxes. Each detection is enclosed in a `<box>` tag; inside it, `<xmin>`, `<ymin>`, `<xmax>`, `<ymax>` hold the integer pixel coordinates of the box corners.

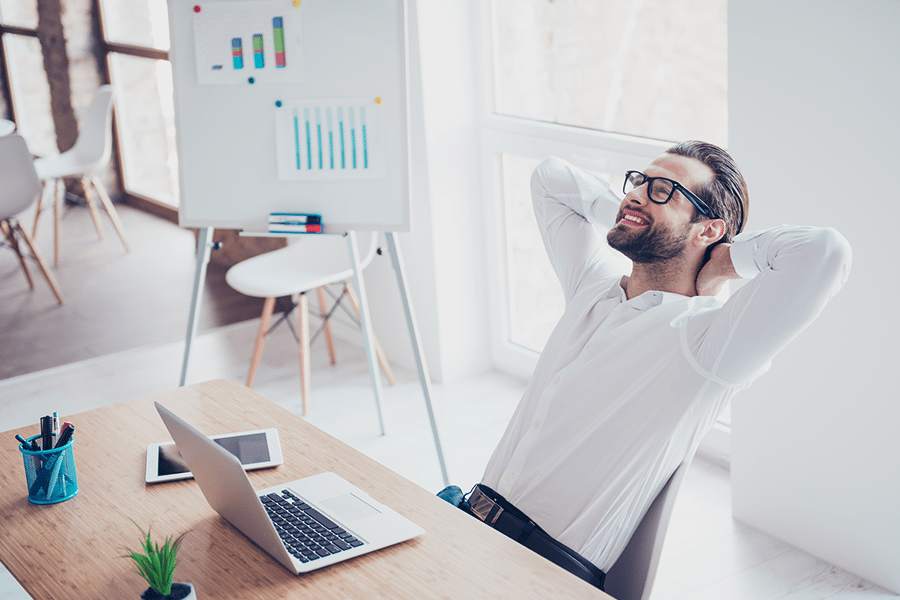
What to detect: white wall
<box><xmin>361</xmin><ymin>0</ymin><xmax>491</xmax><ymax>383</ymax></box>
<box><xmin>729</xmin><ymin>0</ymin><xmax>900</xmax><ymax>593</ymax></box>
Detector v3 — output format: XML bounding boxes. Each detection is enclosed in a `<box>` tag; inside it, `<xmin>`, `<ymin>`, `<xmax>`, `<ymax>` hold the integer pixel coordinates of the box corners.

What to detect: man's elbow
<box><xmin>815</xmin><ymin>227</ymin><xmax>853</xmax><ymax>290</ymax></box>
<box><xmin>531</xmin><ymin>156</ymin><xmax>569</xmax><ymax>198</ymax></box>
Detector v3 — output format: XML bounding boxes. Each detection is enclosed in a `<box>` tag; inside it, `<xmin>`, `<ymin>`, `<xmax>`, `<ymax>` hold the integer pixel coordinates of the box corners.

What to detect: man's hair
<box><xmin>666</xmin><ymin>140</ymin><xmax>749</xmax><ymax>244</ymax></box>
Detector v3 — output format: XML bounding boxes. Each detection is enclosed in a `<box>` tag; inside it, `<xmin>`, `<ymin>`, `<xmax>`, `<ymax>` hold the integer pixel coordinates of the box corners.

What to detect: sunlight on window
<box><xmin>99</xmin><ymin>0</ymin><xmax>170</xmax><ymax>50</ymax></box>
<box><xmin>491</xmin><ymin>0</ymin><xmax>727</xmax><ymax>145</ymax></box>
<box><xmin>108</xmin><ymin>55</ymin><xmax>179</xmax><ymax>205</ymax></box>
<box><xmin>501</xmin><ymin>154</ymin><xmax>566</xmax><ymax>352</ymax></box>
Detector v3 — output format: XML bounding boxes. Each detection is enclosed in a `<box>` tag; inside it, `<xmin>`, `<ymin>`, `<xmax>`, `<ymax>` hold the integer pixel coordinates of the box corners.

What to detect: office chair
<box><xmin>604</xmin><ymin>462</ymin><xmax>688</xmax><ymax>600</ymax></box>
<box><xmin>31</xmin><ymin>85</ymin><xmax>129</xmax><ymax>265</ymax></box>
<box><xmin>0</xmin><ymin>135</ymin><xmax>64</xmax><ymax>304</ymax></box>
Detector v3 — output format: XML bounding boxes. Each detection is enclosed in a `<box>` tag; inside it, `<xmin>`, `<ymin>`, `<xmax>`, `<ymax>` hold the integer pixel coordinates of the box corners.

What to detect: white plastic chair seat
<box><xmin>34</xmin><ymin>151</ymin><xmax>104</xmax><ymax>180</ymax></box>
<box><xmin>225</xmin><ymin>233</ymin><xmax>376</xmax><ymax>298</ymax></box>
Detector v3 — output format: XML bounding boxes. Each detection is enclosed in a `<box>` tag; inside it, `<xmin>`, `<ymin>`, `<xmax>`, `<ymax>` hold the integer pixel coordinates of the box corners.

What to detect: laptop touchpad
<box><xmin>320</xmin><ymin>493</ymin><xmax>381</xmax><ymax>522</ymax></box>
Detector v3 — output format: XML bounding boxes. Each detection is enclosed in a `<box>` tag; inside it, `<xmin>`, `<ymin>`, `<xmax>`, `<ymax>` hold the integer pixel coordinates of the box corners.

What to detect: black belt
<box><xmin>466</xmin><ymin>484</ymin><xmax>606</xmax><ymax>591</ymax></box>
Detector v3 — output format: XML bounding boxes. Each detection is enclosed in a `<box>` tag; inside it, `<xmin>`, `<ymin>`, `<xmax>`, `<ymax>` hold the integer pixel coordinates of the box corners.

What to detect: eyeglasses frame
<box><xmin>623</xmin><ymin>169</ymin><xmax>718</xmax><ymax>221</ymax></box>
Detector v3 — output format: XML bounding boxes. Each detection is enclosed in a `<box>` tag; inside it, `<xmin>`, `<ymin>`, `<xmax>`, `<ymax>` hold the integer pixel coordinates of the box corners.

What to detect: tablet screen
<box><xmin>157</xmin><ymin>432</ymin><xmax>271</xmax><ymax>476</ymax></box>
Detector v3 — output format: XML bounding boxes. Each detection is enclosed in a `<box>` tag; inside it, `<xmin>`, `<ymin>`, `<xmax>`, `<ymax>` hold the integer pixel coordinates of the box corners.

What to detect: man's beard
<box><xmin>607</xmin><ymin>220</ymin><xmax>691</xmax><ymax>263</ymax></box>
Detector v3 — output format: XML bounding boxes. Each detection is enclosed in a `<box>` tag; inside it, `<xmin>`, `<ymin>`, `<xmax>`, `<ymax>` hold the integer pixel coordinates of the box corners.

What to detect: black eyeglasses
<box><xmin>623</xmin><ymin>170</ymin><xmax>717</xmax><ymax>220</ymax></box>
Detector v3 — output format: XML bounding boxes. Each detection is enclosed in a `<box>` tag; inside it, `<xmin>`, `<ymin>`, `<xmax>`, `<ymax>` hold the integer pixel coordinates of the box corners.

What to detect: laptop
<box><xmin>155</xmin><ymin>402</ymin><xmax>424</xmax><ymax>573</ymax></box>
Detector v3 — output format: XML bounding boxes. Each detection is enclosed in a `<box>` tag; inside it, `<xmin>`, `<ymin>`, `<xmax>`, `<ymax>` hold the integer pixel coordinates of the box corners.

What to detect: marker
<box><xmin>40</xmin><ymin>415</ymin><xmax>53</xmax><ymax>451</ymax></box>
<box><xmin>51</xmin><ymin>411</ymin><xmax>59</xmax><ymax>447</ymax></box>
<box><xmin>268</xmin><ymin>224</ymin><xmax>322</xmax><ymax>234</ymax></box>
<box><xmin>54</xmin><ymin>423</ymin><xmax>75</xmax><ymax>449</ymax></box>
<box><xmin>268</xmin><ymin>214</ymin><xmax>321</xmax><ymax>224</ymax></box>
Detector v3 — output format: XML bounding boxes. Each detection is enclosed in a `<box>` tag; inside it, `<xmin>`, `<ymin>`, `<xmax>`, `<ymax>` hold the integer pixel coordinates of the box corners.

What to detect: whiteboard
<box><xmin>168</xmin><ymin>0</ymin><xmax>410</xmax><ymax>232</ymax></box>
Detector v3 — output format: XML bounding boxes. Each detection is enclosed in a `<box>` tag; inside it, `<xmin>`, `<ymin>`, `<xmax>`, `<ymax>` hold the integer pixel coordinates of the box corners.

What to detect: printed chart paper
<box><xmin>192</xmin><ymin>0</ymin><xmax>302</xmax><ymax>85</ymax></box>
<box><xmin>275</xmin><ymin>98</ymin><xmax>386</xmax><ymax>181</ymax></box>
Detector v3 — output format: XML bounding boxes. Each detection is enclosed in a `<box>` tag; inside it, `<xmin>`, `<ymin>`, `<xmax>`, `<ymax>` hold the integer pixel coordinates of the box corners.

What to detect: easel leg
<box><xmin>179</xmin><ymin>227</ymin><xmax>214</xmax><ymax>386</ymax></box>
<box><xmin>385</xmin><ymin>231</ymin><xmax>450</xmax><ymax>486</ymax></box>
<box><xmin>346</xmin><ymin>231</ymin><xmax>386</xmax><ymax>436</ymax></box>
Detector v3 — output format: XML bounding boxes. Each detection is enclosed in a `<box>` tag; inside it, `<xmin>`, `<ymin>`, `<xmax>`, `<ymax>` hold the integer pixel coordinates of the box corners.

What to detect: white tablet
<box><xmin>145</xmin><ymin>428</ymin><xmax>283</xmax><ymax>484</ymax></box>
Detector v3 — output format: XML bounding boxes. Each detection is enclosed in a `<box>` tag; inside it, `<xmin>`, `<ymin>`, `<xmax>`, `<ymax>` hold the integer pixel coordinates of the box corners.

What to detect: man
<box><xmin>439</xmin><ymin>141</ymin><xmax>852</xmax><ymax>591</ymax></box>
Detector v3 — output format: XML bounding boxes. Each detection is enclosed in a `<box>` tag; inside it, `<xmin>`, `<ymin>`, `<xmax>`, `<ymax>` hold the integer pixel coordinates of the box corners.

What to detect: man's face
<box><xmin>607</xmin><ymin>153</ymin><xmax>714</xmax><ymax>264</ymax></box>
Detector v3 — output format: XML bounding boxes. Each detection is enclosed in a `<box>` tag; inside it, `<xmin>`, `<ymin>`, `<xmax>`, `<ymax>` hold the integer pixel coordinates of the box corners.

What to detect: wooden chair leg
<box><xmin>316</xmin><ymin>286</ymin><xmax>337</xmax><ymax>365</ymax></box>
<box><xmin>14</xmin><ymin>222</ymin><xmax>64</xmax><ymax>305</ymax></box>
<box><xmin>344</xmin><ymin>281</ymin><xmax>397</xmax><ymax>385</ymax></box>
<box><xmin>2</xmin><ymin>220</ymin><xmax>33</xmax><ymax>289</ymax></box>
<box><xmin>88</xmin><ymin>175</ymin><xmax>130</xmax><ymax>253</ymax></box>
<box><xmin>80</xmin><ymin>177</ymin><xmax>104</xmax><ymax>240</ymax></box>
<box><xmin>52</xmin><ymin>179</ymin><xmax>62</xmax><ymax>267</ymax></box>
<box><xmin>246</xmin><ymin>297</ymin><xmax>276</xmax><ymax>387</ymax></box>
<box><xmin>31</xmin><ymin>181</ymin><xmax>48</xmax><ymax>240</ymax></box>
<box><xmin>297</xmin><ymin>292</ymin><xmax>311</xmax><ymax>416</ymax></box>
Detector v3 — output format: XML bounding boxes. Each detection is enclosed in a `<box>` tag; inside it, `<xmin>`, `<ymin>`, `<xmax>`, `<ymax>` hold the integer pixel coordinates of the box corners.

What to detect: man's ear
<box><xmin>698</xmin><ymin>218</ymin><xmax>727</xmax><ymax>249</ymax></box>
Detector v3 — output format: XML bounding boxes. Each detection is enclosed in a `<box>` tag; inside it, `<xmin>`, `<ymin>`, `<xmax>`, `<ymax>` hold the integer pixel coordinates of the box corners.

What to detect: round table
<box><xmin>0</xmin><ymin>119</ymin><xmax>16</xmax><ymax>136</ymax></box>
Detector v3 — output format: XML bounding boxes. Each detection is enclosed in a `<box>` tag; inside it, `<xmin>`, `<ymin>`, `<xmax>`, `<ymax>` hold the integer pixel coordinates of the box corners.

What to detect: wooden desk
<box><xmin>0</xmin><ymin>380</ymin><xmax>610</xmax><ymax>598</ymax></box>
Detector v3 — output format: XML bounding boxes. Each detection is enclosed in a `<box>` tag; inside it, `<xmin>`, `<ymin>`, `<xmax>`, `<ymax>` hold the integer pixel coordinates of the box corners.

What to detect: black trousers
<box><xmin>461</xmin><ymin>484</ymin><xmax>606</xmax><ymax>592</ymax></box>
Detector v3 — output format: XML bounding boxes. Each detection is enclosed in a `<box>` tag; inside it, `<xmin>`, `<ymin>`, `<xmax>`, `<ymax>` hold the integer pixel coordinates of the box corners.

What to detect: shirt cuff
<box><xmin>728</xmin><ymin>236</ymin><xmax>763</xmax><ymax>279</ymax></box>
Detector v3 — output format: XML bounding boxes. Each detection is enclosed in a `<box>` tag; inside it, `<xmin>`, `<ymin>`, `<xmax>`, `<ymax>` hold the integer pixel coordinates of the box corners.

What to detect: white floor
<box><xmin>0</xmin><ymin>319</ymin><xmax>894</xmax><ymax>599</ymax></box>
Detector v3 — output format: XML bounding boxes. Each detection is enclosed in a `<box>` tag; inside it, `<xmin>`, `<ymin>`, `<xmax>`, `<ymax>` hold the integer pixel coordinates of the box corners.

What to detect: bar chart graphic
<box><xmin>276</xmin><ymin>98</ymin><xmax>384</xmax><ymax>181</ymax></box>
<box><xmin>192</xmin><ymin>0</ymin><xmax>301</xmax><ymax>85</ymax></box>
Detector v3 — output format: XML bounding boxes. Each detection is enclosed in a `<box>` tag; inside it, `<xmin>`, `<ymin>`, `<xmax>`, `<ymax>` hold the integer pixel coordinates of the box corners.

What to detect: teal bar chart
<box><xmin>276</xmin><ymin>98</ymin><xmax>383</xmax><ymax>181</ymax></box>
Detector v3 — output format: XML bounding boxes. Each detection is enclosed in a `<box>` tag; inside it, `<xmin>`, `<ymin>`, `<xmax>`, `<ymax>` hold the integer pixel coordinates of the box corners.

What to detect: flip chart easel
<box><xmin>169</xmin><ymin>0</ymin><xmax>449</xmax><ymax>485</ymax></box>
<box><xmin>178</xmin><ymin>229</ymin><xmax>449</xmax><ymax>487</ymax></box>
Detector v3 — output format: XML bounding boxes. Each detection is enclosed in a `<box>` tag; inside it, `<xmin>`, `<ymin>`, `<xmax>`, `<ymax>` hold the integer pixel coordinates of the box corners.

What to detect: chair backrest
<box><xmin>285</xmin><ymin>230</ymin><xmax>379</xmax><ymax>273</ymax></box>
<box><xmin>0</xmin><ymin>135</ymin><xmax>42</xmax><ymax>219</ymax></box>
<box><xmin>71</xmin><ymin>85</ymin><xmax>114</xmax><ymax>168</ymax></box>
<box><xmin>603</xmin><ymin>462</ymin><xmax>689</xmax><ymax>600</ymax></box>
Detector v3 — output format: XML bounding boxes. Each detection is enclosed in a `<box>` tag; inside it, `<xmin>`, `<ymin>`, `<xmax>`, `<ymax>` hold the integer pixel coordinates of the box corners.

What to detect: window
<box><xmin>481</xmin><ymin>0</ymin><xmax>727</xmax><ymax>374</ymax></box>
<box><xmin>479</xmin><ymin>0</ymin><xmax>732</xmax><ymax>455</ymax></box>
<box><xmin>98</xmin><ymin>0</ymin><xmax>179</xmax><ymax>208</ymax></box>
<box><xmin>490</xmin><ymin>0</ymin><xmax>727</xmax><ymax>145</ymax></box>
<box><xmin>1</xmin><ymin>34</ymin><xmax>56</xmax><ymax>156</ymax></box>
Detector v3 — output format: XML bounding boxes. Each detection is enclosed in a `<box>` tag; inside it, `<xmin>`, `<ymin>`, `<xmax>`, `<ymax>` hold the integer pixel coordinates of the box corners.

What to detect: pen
<box><xmin>51</xmin><ymin>411</ymin><xmax>59</xmax><ymax>447</ymax></box>
<box><xmin>15</xmin><ymin>434</ymin><xmax>29</xmax><ymax>448</ymax></box>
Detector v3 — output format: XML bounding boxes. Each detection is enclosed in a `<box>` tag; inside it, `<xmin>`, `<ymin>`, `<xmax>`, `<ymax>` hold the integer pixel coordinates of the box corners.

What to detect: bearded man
<box><xmin>438</xmin><ymin>141</ymin><xmax>852</xmax><ymax>592</ymax></box>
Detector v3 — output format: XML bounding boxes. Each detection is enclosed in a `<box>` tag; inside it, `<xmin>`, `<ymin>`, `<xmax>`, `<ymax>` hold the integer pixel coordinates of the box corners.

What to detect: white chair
<box><xmin>225</xmin><ymin>232</ymin><xmax>395</xmax><ymax>415</ymax></box>
<box><xmin>604</xmin><ymin>463</ymin><xmax>688</xmax><ymax>600</ymax></box>
<box><xmin>31</xmin><ymin>85</ymin><xmax>129</xmax><ymax>265</ymax></box>
<box><xmin>0</xmin><ymin>135</ymin><xmax>63</xmax><ymax>305</ymax></box>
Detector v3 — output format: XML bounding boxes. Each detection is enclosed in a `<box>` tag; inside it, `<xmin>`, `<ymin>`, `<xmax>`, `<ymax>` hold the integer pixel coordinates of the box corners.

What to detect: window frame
<box><xmin>93</xmin><ymin>0</ymin><xmax>176</xmax><ymax>220</ymax></box>
<box><xmin>0</xmin><ymin>3</ymin><xmax>177</xmax><ymax>220</ymax></box>
<box><xmin>0</xmin><ymin>23</ymin><xmax>40</xmax><ymax>132</ymax></box>
<box><xmin>475</xmin><ymin>0</ymin><xmax>732</xmax><ymax>463</ymax></box>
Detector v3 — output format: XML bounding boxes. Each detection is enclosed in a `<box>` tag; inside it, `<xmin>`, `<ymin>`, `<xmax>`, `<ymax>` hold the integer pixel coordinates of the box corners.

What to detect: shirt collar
<box><xmin>602</xmin><ymin>276</ymin><xmax>691</xmax><ymax>310</ymax></box>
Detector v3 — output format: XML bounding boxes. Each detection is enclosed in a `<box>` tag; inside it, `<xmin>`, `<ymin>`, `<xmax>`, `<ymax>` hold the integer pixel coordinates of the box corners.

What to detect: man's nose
<box><xmin>624</xmin><ymin>188</ymin><xmax>648</xmax><ymax>206</ymax></box>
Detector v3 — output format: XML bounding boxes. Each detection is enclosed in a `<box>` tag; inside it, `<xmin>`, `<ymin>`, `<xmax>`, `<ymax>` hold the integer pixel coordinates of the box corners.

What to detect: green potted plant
<box><xmin>124</xmin><ymin>526</ymin><xmax>196</xmax><ymax>600</ymax></box>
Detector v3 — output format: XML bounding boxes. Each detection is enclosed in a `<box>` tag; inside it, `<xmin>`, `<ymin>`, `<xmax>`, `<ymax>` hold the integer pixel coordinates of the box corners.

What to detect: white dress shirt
<box><xmin>481</xmin><ymin>157</ymin><xmax>852</xmax><ymax>572</ymax></box>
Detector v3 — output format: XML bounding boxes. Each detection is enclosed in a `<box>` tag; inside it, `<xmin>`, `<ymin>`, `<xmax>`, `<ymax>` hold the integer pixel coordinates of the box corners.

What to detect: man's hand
<box><xmin>696</xmin><ymin>243</ymin><xmax>740</xmax><ymax>296</ymax></box>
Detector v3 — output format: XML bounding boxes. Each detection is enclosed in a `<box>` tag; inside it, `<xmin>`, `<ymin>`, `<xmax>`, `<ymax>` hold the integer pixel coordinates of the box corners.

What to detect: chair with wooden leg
<box><xmin>31</xmin><ymin>85</ymin><xmax>129</xmax><ymax>265</ymax></box>
<box><xmin>225</xmin><ymin>231</ymin><xmax>394</xmax><ymax>415</ymax></box>
<box><xmin>0</xmin><ymin>135</ymin><xmax>64</xmax><ymax>305</ymax></box>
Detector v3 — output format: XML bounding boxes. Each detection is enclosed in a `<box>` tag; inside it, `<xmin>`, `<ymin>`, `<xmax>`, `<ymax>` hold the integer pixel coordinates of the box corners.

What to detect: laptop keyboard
<box><xmin>260</xmin><ymin>489</ymin><xmax>364</xmax><ymax>563</ymax></box>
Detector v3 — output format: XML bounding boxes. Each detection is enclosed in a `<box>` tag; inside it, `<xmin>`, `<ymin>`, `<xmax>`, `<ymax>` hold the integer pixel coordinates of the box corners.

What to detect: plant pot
<box><xmin>140</xmin><ymin>582</ymin><xmax>196</xmax><ymax>600</ymax></box>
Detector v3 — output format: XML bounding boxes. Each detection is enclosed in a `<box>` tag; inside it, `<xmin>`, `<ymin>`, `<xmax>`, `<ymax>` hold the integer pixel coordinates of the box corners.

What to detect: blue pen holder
<box><xmin>19</xmin><ymin>433</ymin><xmax>78</xmax><ymax>505</ymax></box>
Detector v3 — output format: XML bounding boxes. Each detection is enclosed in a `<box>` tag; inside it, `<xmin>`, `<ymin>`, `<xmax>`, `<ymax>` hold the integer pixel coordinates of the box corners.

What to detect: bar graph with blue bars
<box><xmin>280</xmin><ymin>99</ymin><xmax>378</xmax><ymax>180</ymax></box>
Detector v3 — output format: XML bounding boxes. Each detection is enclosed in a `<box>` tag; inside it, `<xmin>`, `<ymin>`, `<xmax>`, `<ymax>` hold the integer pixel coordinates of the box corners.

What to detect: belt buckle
<box><xmin>469</xmin><ymin>488</ymin><xmax>504</xmax><ymax>526</ymax></box>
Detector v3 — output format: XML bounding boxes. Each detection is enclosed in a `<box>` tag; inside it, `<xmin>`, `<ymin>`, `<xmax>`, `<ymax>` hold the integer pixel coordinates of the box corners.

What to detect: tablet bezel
<box><xmin>145</xmin><ymin>428</ymin><xmax>283</xmax><ymax>484</ymax></box>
